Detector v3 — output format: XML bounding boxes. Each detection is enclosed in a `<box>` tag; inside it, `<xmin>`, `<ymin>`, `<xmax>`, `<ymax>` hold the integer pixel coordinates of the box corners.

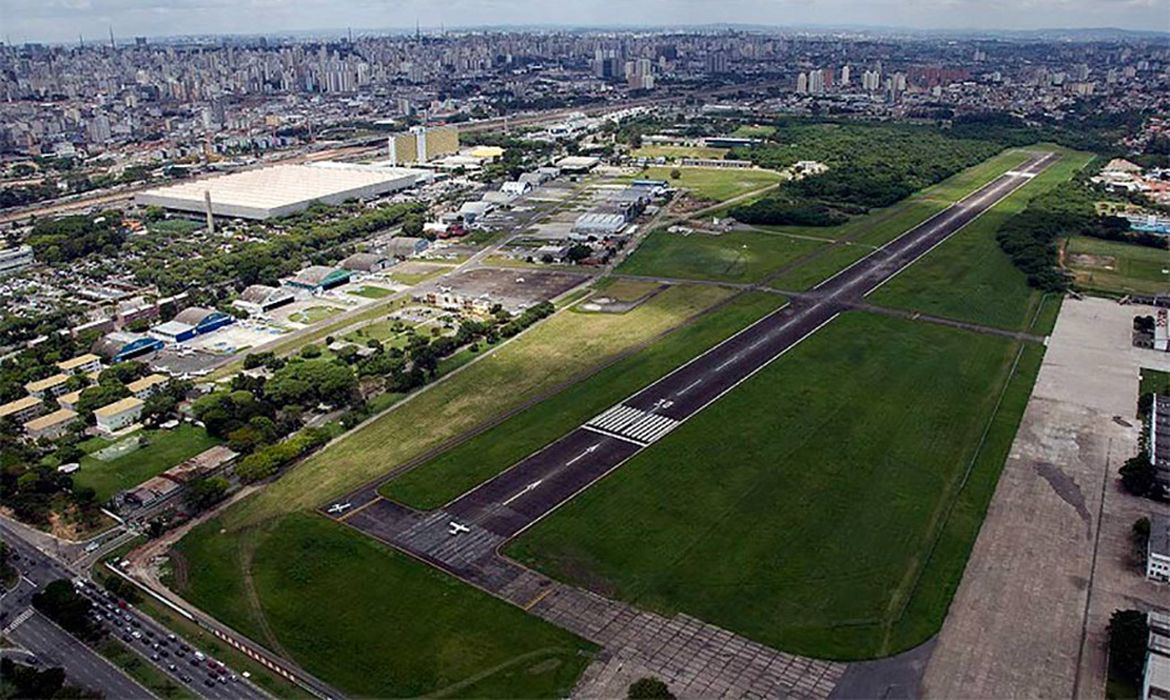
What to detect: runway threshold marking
<box><xmin>581</xmin><ymin>424</ymin><xmax>648</xmax><ymax>447</ymax></box>
<box><xmin>523</xmin><ymin>588</ymin><xmax>554</xmax><ymax>611</ymax></box>
<box><xmin>337</xmin><ymin>497</ymin><xmax>381</xmax><ymax>522</ymax></box>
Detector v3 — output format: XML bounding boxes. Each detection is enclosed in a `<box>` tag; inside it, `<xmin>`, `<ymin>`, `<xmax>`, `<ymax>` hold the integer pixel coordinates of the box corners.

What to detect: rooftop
<box><xmin>0</xmin><ymin>395</ymin><xmax>42</xmax><ymax>419</ymax></box>
<box><xmin>25</xmin><ymin>374</ymin><xmax>69</xmax><ymax>393</ymax></box>
<box><xmin>24</xmin><ymin>408</ymin><xmax>77</xmax><ymax>432</ymax></box>
<box><xmin>93</xmin><ymin>396</ymin><xmax>145</xmax><ymax>418</ymax></box>
<box><xmin>1152</xmin><ymin>513</ymin><xmax>1170</xmax><ymax>559</ymax></box>
<box><xmin>56</xmin><ymin>354</ymin><xmax>101</xmax><ymax>371</ymax></box>
<box><xmin>127</xmin><ymin>374</ymin><xmax>169</xmax><ymax>394</ymax></box>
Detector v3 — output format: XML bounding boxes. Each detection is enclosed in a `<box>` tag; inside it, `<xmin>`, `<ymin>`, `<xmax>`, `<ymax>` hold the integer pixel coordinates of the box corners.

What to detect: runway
<box><xmin>326</xmin><ymin>151</ymin><xmax>1057</xmax><ymax>697</ymax></box>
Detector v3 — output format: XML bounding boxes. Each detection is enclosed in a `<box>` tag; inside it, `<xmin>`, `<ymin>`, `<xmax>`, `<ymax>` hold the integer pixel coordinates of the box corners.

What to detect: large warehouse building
<box><xmin>135</xmin><ymin>162</ymin><xmax>432</xmax><ymax>220</ymax></box>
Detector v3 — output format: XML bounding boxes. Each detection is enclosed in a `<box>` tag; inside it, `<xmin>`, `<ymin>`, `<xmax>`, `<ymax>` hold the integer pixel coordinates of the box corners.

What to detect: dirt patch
<box><xmin>1068</xmin><ymin>252</ymin><xmax>1116</xmax><ymax>270</ymax></box>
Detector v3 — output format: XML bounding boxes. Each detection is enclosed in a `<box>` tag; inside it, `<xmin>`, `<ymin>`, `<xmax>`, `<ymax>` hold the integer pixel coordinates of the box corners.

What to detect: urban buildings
<box><xmin>386</xmin><ymin>125</ymin><xmax>460</xmax><ymax>165</ymax></box>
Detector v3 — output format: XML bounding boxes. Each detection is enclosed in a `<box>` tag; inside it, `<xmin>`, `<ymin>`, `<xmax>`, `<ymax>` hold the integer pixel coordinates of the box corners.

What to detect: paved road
<box><xmin>1</xmin><ymin>519</ymin><xmax>270</xmax><ymax>700</ymax></box>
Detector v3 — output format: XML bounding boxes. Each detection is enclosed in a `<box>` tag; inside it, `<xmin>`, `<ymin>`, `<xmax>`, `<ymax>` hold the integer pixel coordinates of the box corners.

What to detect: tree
<box><xmin>1133</xmin><ymin>516</ymin><xmax>1151</xmax><ymax>564</ymax></box>
<box><xmin>566</xmin><ymin>244</ymin><xmax>593</xmax><ymax>263</ymax></box>
<box><xmin>0</xmin><ymin>658</ymin><xmax>68</xmax><ymax>699</ymax></box>
<box><xmin>629</xmin><ymin>677</ymin><xmax>675</xmax><ymax>699</ymax></box>
<box><xmin>402</xmin><ymin>215</ymin><xmax>425</xmax><ymax>237</ymax></box>
<box><xmin>1120</xmin><ymin>455</ymin><xmax>1163</xmax><ymax>499</ymax></box>
<box><xmin>185</xmin><ymin>476</ymin><xmax>229</xmax><ymax>512</ymax></box>
<box><xmin>32</xmin><ymin>580</ymin><xmax>103</xmax><ymax>641</ymax></box>
<box><xmin>1108</xmin><ymin>609</ymin><xmax>1149</xmax><ymax>687</ymax></box>
<box><xmin>669</xmin><ymin>168</ymin><xmax>681</xmax><ymax>180</ymax></box>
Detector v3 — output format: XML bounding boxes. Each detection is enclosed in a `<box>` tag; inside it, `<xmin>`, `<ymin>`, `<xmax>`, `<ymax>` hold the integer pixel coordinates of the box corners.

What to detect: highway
<box><xmin>1</xmin><ymin>518</ymin><xmax>270</xmax><ymax>700</ymax></box>
<box><xmin>334</xmin><ymin>151</ymin><xmax>1059</xmax><ymax>576</ymax></box>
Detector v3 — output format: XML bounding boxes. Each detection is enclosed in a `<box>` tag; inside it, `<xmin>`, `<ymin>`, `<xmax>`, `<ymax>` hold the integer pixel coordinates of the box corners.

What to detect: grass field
<box><xmin>288</xmin><ymin>306</ymin><xmax>341</xmax><ymax>325</ymax></box>
<box><xmin>617</xmin><ymin>228</ymin><xmax>829</xmax><ymax>284</ymax></box>
<box><xmin>1064</xmin><ymin>236</ymin><xmax>1170</xmax><ymax>296</ymax></box>
<box><xmin>638</xmin><ymin>166</ymin><xmax>781</xmax><ymax>202</ymax></box>
<box><xmin>731</xmin><ymin>125</ymin><xmax>777</xmax><ymax>138</ymax></box>
<box><xmin>387</xmin><ymin>266</ymin><xmax>454</xmax><ymax>286</ymax></box>
<box><xmin>382</xmin><ymin>291</ymin><xmax>785</xmax><ymax>508</ymax></box>
<box><xmin>221</xmin><ymin>284</ymin><xmax>734</xmax><ymax>530</ymax></box>
<box><xmin>507</xmin><ymin>312</ymin><xmax>1042</xmax><ymax>660</ymax></box>
<box><xmin>346</xmin><ymin>285</ymin><xmax>393</xmax><ymax>299</ymax></box>
<box><xmin>631</xmin><ymin>145</ymin><xmax>730</xmax><ymax>160</ymax></box>
<box><xmin>869</xmin><ymin>147</ymin><xmax>1095</xmax><ymax>331</ymax></box>
<box><xmin>172</xmin><ymin>513</ymin><xmax>595</xmax><ymax>698</ymax></box>
<box><xmin>75</xmin><ymin>424</ymin><xmax>222</xmax><ymax>502</ymax></box>
<box><xmin>591</xmin><ymin>277</ymin><xmax>661</xmax><ymax>302</ymax></box>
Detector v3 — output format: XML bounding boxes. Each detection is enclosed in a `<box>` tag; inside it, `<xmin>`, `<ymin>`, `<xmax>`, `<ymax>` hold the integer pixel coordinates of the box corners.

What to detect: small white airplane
<box><xmin>448</xmin><ymin>521</ymin><xmax>470</xmax><ymax>536</ymax></box>
<box><xmin>327</xmin><ymin>502</ymin><xmax>352</xmax><ymax>515</ymax></box>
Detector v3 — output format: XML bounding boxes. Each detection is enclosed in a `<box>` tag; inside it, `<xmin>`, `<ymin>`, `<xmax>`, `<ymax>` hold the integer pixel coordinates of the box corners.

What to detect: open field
<box><xmin>346</xmin><ymin>285</ymin><xmax>392</xmax><ymax>299</ymax></box>
<box><xmin>617</xmin><ymin>228</ymin><xmax>829</xmax><ymax>284</ymax></box>
<box><xmin>221</xmin><ymin>284</ymin><xmax>735</xmax><ymax>530</ymax></box>
<box><xmin>172</xmin><ymin>513</ymin><xmax>595</xmax><ymax>698</ymax></box>
<box><xmin>1064</xmin><ymin>235</ymin><xmax>1170</xmax><ymax>296</ymax></box>
<box><xmin>632</xmin><ymin>145</ymin><xmax>730</xmax><ymax>160</ymax></box>
<box><xmin>869</xmin><ymin>147</ymin><xmax>1094</xmax><ymax>331</ymax></box>
<box><xmin>731</xmin><ymin>125</ymin><xmax>777</xmax><ymax>138</ymax></box>
<box><xmin>638</xmin><ymin>166</ymin><xmax>781</xmax><ymax>202</ymax></box>
<box><xmin>382</xmin><ymin>291</ymin><xmax>785</xmax><ymax>508</ymax></box>
<box><xmin>591</xmin><ymin>277</ymin><xmax>661</xmax><ymax>302</ymax></box>
<box><xmin>288</xmin><ymin>306</ymin><xmax>340</xmax><ymax>325</ymax></box>
<box><xmin>75</xmin><ymin>424</ymin><xmax>221</xmax><ymax>502</ymax></box>
<box><xmin>507</xmin><ymin>312</ymin><xmax>1038</xmax><ymax>660</ymax></box>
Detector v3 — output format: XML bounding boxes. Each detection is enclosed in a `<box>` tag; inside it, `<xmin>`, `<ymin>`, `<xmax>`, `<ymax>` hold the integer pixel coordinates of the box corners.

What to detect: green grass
<box><xmin>148</xmin><ymin>219</ymin><xmax>204</xmax><ymax>236</ymax></box>
<box><xmin>387</xmin><ymin>266</ymin><xmax>452</xmax><ymax>286</ymax></box>
<box><xmin>1140</xmin><ymin>368</ymin><xmax>1170</xmax><ymax>399</ymax></box>
<box><xmin>383</xmin><ymin>291</ymin><xmax>785</xmax><ymax>508</ymax></box>
<box><xmin>731</xmin><ymin>125</ymin><xmax>777</xmax><ymax>138</ymax></box>
<box><xmin>638</xmin><ymin>166</ymin><xmax>781</xmax><ymax>202</ymax></box>
<box><xmin>869</xmin><ymin>147</ymin><xmax>1095</xmax><ymax>331</ymax></box>
<box><xmin>288</xmin><ymin>306</ymin><xmax>341</xmax><ymax>325</ymax></box>
<box><xmin>74</xmin><ymin>424</ymin><xmax>221</xmax><ymax>502</ymax></box>
<box><xmin>631</xmin><ymin>145</ymin><xmax>730</xmax><ymax>160</ymax></box>
<box><xmin>618</xmin><ymin>228</ymin><xmax>829</xmax><ymax>284</ymax></box>
<box><xmin>507</xmin><ymin>312</ymin><xmax>1039</xmax><ymax>660</ymax></box>
<box><xmin>1064</xmin><ymin>235</ymin><xmax>1170</xmax><ymax>296</ymax></box>
<box><xmin>173</xmin><ymin>513</ymin><xmax>595</xmax><ymax>698</ymax></box>
<box><xmin>97</xmin><ymin>639</ymin><xmax>196</xmax><ymax>699</ymax></box>
<box><xmin>346</xmin><ymin>285</ymin><xmax>393</xmax><ymax>299</ymax></box>
<box><xmin>221</xmin><ymin>284</ymin><xmax>734</xmax><ymax>529</ymax></box>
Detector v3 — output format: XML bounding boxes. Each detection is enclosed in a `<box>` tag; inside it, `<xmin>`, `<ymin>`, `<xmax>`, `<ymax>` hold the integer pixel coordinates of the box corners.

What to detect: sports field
<box><xmin>870</xmin><ymin>148</ymin><xmax>1094</xmax><ymax>331</ymax></box>
<box><xmin>223</xmin><ymin>283</ymin><xmax>734</xmax><ymax>530</ymax></box>
<box><xmin>75</xmin><ymin>424</ymin><xmax>222</xmax><ymax>502</ymax></box>
<box><xmin>171</xmin><ymin>513</ymin><xmax>595</xmax><ymax>698</ymax></box>
<box><xmin>617</xmin><ymin>228</ymin><xmax>829</xmax><ymax>284</ymax></box>
<box><xmin>382</xmin><ymin>291</ymin><xmax>785</xmax><ymax>508</ymax></box>
<box><xmin>1064</xmin><ymin>235</ymin><xmax>1170</xmax><ymax>296</ymax></box>
<box><xmin>639</xmin><ymin>166</ymin><xmax>782</xmax><ymax>202</ymax></box>
<box><xmin>507</xmin><ymin>312</ymin><xmax>1045</xmax><ymax>660</ymax></box>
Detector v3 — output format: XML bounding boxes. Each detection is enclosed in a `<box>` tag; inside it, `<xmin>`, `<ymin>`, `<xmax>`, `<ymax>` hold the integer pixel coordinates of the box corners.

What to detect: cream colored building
<box><xmin>94</xmin><ymin>397</ymin><xmax>144</xmax><ymax>435</ymax></box>
<box><xmin>0</xmin><ymin>395</ymin><xmax>44</xmax><ymax>424</ymax></box>
<box><xmin>387</xmin><ymin>125</ymin><xmax>459</xmax><ymax>165</ymax></box>
<box><xmin>23</xmin><ymin>408</ymin><xmax>78</xmax><ymax>440</ymax></box>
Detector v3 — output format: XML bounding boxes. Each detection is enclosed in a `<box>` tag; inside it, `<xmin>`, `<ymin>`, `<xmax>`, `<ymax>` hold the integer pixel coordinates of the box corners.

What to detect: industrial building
<box><xmin>340</xmin><ymin>252</ymin><xmax>390</xmax><ymax>273</ymax></box>
<box><xmin>92</xmin><ymin>331</ymin><xmax>165</xmax><ymax>363</ymax></box>
<box><xmin>283</xmin><ymin>266</ymin><xmax>352</xmax><ymax>292</ymax></box>
<box><xmin>572</xmin><ymin>212</ymin><xmax>627</xmax><ymax>238</ymax></box>
<box><xmin>233</xmin><ymin>285</ymin><xmax>295</xmax><ymax>315</ymax></box>
<box><xmin>385</xmin><ymin>125</ymin><xmax>460</xmax><ymax>165</ymax></box>
<box><xmin>384</xmin><ymin>237</ymin><xmax>429</xmax><ymax>259</ymax></box>
<box><xmin>134</xmin><ymin>162</ymin><xmax>432</xmax><ymax>220</ymax></box>
<box><xmin>149</xmin><ymin>307</ymin><xmax>233</xmax><ymax>343</ymax></box>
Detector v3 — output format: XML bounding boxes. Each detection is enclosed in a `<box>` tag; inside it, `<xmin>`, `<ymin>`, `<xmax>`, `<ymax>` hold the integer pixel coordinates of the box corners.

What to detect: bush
<box><xmin>1108</xmin><ymin>610</ymin><xmax>1149</xmax><ymax>687</ymax></box>
<box><xmin>629</xmin><ymin>677</ymin><xmax>675</xmax><ymax>699</ymax></box>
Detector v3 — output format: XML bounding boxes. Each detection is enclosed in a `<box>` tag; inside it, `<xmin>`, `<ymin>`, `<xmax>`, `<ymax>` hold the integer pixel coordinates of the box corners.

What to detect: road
<box><xmin>0</xmin><ymin>518</ymin><xmax>271</xmax><ymax>700</ymax></box>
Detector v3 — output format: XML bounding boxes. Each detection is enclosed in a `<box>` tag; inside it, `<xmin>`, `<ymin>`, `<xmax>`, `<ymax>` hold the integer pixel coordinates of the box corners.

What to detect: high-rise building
<box><xmin>626</xmin><ymin>58</ymin><xmax>654</xmax><ymax>90</ymax></box>
<box><xmin>796</xmin><ymin>71</ymin><xmax>809</xmax><ymax>94</ymax></box>
<box><xmin>840</xmin><ymin>65</ymin><xmax>851</xmax><ymax>86</ymax></box>
<box><xmin>706</xmin><ymin>52</ymin><xmax>730</xmax><ymax>75</ymax></box>
<box><xmin>808</xmin><ymin>69</ymin><xmax>825</xmax><ymax>95</ymax></box>
<box><xmin>387</xmin><ymin>125</ymin><xmax>459</xmax><ymax>165</ymax></box>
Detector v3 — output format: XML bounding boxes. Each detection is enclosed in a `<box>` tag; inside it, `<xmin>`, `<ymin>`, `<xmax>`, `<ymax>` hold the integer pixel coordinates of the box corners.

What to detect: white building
<box><xmin>1148</xmin><ymin>514</ymin><xmax>1170</xmax><ymax>583</ymax></box>
<box><xmin>1145</xmin><ymin>611</ymin><xmax>1170</xmax><ymax>700</ymax></box>
<box><xmin>94</xmin><ymin>397</ymin><xmax>145</xmax><ymax>435</ymax></box>
<box><xmin>0</xmin><ymin>245</ymin><xmax>34</xmax><ymax>276</ymax></box>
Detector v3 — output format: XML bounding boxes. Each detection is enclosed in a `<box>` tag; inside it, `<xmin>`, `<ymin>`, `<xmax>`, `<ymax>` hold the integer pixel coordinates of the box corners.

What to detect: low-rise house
<box><xmin>127</xmin><ymin>374</ymin><xmax>169</xmax><ymax>401</ymax></box>
<box><xmin>24</xmin><ymin>374</ymin><xmax>71</xmax><ymax>399</ymax></box>
<box><xmin>56</xmin><ymin>354</ymin><xmax>102</xmax><ymax>376</ymax></box>
<box><xmin>0</xmin><ymin>396</ymin><xmax>44</xmax><ymax>424</ymax></box>
<box><xmin>94</xmin><ymin>397</ymin><xmax>144</xmax><ymax>435</ymax></box>
<box><xmin>23</xmin><ymin>408</ymin><xmax>78</xmax><ymax>440</ymax></box>
<box><xmin>57</xmin><ymin>390</ymin><xmax>82</xmax><ymax>412</ymax></box>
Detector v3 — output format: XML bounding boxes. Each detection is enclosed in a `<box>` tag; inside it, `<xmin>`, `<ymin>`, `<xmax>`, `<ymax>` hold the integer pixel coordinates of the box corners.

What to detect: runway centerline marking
<box><xmin>677</xmin><ymin>378</ymin><xmax>703</xmax><ymax>396</ymax></box>
<box><xmin>566</xmin><ymin>444</ymin><xmax>600</xmax><ymax>466</ymax></box>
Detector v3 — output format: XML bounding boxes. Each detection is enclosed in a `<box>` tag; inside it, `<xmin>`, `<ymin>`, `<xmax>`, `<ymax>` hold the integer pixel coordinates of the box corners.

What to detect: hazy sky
<box><xmin>1</xmin><ymin>0</ymin><xmax>1168</xmax><ymax>44</ymax></box>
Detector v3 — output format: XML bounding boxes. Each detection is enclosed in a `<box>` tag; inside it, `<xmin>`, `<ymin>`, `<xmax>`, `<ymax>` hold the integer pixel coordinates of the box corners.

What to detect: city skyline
<box><xmin>1</xmin><ymin>0</ymin><xmax>1168</xmax><ymax>44</ymax></box>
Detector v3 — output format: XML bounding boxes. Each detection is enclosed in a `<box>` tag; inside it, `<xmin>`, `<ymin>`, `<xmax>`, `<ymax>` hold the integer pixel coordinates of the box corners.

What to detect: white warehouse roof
<box><xmin>135</xmin><ymin>162</ymin><xmax>432</xmax><ymax>220</ymax></box>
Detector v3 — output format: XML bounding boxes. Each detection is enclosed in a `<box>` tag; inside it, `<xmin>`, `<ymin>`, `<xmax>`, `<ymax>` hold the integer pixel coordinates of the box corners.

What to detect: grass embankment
<box><xmin>618</xmin><ymin>229</ymin><xmax>829</xmax><ymax>284</ymax></box>
<box><xmin>172</xmin><ymin>513</ymin><xmax>596</xmax><ymax>698</ymax></box>
<box><xmin>383</xmin><ymin>291</ymin><xmax>785</xmax><ymax>508</ymax></box>
<box><xmin>869</xmin><ymin>147</ymin><xmax>1094</xmax><ymax>331</ymax></box>
<box><xmin>221</xmin><ymin>284</ymin><xmax>734</xmax><ymax>531</ymax></box>
<box><xmin>1064</xmin><ymin>236</ymin><xmax>1170</xmax><ymax>296</ymax></box>
<box><xmin>631</xmin><ymin>145</ymin><xmax>730</xmax><ymax>160</ymax></box>
<box><xmin>75</xmin><ymin>424</ymin><xmax>221</xmax><ymax>502</ymax></box>
<box><xmin>508</xmin><ymin>312</ymin><xmax>1043</xmax><ymax>660</ymax></box>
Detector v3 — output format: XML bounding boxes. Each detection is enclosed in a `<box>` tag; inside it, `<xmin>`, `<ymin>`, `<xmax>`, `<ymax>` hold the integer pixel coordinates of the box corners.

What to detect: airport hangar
<box><xmin>135</xmin><ymin>161</ymin><xmax>433</xmax><ymax>220</ymax></box>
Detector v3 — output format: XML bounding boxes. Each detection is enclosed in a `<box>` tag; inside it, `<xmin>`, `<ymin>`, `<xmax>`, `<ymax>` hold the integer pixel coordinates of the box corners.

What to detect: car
<box><xmin>167</xmin><ymin>634</ymin><xmax>176</xmax><ymax>641</ymax></box>
<box><xmin>175</xmin><ymin>649</ymin><xmax>185</xmax><ymax>657</ymax></box>
<box><xmin>131</xmin><ymin>620</ymin><xmax>141</xmax><ymax>628</ymax></box>
<box><xmin>131</xmin><ymin>631</ymin><xmax>142</xmax><ymax>640</ymax></box>
<box><xmin>218</xmin><ymin>676</ymin><xmax>227</xmax><ymax>684</ymax></box>
<box><xmin>181</xmin><ymin>675</ymin><xmax>192</xmax><ymax>683</ymax></box>
<box><xmin>180</xmin><ymin>645</ymin><xmax>191</xmax><ymax>653</ymax></box>
<box><xmin>204</xmin><ymin>679</ymin><xmax>215</xmax><ymax>688</ymax></box>
<box><xmin>144</xmin><ymin>629</ymin><xmax>155</xmax><ymax>638</ymax></box>
<box><xmin>151</xmin><ymin>643</ymin><xmax>160</xmax><ymax>650</ymax></box>
<box><xmin>122</xmin><ymin>634</ymin><xmax>132</xmax><ymax>643</ymax></box>
<box><xmin>151</xmin><ymin>654</ymin><xmax>160</xmax><ymax>661</ymax></box>
<box><xmin>189</xmin><ymin>659</ymin><xmax>200</xmax><ymax>667</ymax></box>
<box><xmin>160</xmin><ymin>651</ymin><xmax>169</xmax><ymax>658</ymax></box>
<box><xmin>168</xmin><ymin>664</ymin><xmax>177</xmax><ymax>672</ymax></box>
